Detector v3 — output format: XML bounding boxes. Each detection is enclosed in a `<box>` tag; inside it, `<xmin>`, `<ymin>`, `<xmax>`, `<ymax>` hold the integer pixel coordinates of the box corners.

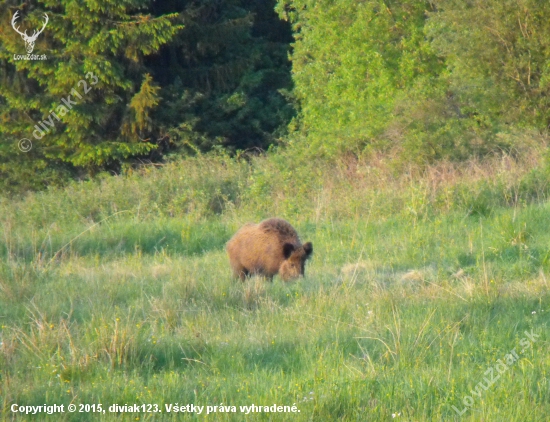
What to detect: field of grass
<box><xmin>1</xmin><ymin>148</ymin><xmax>550</xmax><ymax>421</ymax></box>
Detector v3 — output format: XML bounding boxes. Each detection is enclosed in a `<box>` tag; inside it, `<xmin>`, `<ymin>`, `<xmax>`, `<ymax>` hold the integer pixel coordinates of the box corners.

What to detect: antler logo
<box><xmin>11</xmin><ymin>11</ymin><xmax>48</xmax><ymax>54</ymax></box>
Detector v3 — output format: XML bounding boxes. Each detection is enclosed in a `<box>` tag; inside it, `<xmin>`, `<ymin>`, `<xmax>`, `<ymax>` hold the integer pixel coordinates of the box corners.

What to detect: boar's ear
<box><xmin>303</xmin><ymin>242</ymin><xmax>313</xmax><ymax>258</ymax></box>
<box><xmin>283</xmin><ymin>242</ymin><xmax>295</xmax><ymax>259</ymax></box>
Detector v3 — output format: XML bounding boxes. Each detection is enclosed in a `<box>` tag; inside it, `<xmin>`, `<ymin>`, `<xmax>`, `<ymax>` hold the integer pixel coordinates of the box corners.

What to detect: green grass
<box><xmin>1</xmin><ymin>151</ymin><xmax>550</xmax><ymax>421</ymax></box>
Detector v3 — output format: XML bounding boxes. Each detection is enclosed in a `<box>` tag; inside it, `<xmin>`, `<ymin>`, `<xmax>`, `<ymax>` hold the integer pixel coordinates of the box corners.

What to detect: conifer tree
<box><xmin>0</xmin><ymin>0</ymin><xmax>182</xmax><ymax>191</ymax></box>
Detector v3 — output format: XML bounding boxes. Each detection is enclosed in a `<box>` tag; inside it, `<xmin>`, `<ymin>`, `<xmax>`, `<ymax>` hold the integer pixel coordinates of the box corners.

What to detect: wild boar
<box><xmin>226</xmin><ymin>218</ymin><xmax>313</xmax><ymax>281</ymax></box>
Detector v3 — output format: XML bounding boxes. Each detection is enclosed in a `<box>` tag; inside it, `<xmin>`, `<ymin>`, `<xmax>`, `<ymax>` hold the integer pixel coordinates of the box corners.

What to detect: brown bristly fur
<box><xmin>226</xmin><ymin>218</ymin><xmax>313</xmax><ymax>282</ymax></box>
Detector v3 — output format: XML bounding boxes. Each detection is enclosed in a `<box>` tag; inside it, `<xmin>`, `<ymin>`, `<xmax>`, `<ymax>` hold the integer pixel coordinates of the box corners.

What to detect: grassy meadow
<box><xmin>1</xmin><ymin>147</ymin><xmax>550</xmax><ymax>421</ymax></box>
